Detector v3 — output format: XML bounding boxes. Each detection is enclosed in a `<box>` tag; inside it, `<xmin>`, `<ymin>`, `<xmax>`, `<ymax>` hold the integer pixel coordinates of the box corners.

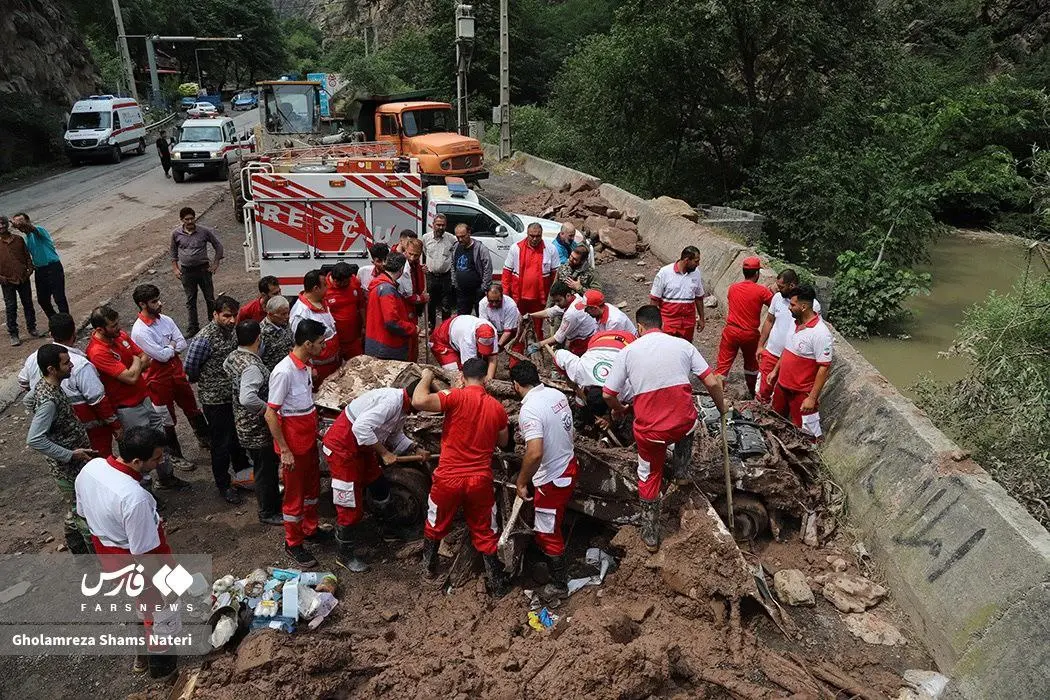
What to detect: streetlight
<box><xmin>195</xmin><ymin>47</ymin><xmax>214</xmax><ymax>90</ymax></box>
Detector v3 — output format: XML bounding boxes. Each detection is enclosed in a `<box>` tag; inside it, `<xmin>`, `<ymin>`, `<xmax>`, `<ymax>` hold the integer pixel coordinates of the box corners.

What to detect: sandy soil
<box><xmin>0</xmin><ymin>164</ymin><xmax>934</xmax><ymax>699</ymax></box>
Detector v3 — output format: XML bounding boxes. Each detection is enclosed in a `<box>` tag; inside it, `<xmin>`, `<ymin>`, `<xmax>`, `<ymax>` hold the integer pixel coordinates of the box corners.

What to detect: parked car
<box><xmin>187</xmin><ymin>102</ymin><xmax>218</xmax><ymax>119</ymax></box>
<box><xmin>179</xmin><ymin>96</ymin><xmax>198</xmax><ymax>111</ymax></box>
<box><xmin>231</xmin><ymin>91</ymin><xmax>258</xmax><ymax>111</ymax></box>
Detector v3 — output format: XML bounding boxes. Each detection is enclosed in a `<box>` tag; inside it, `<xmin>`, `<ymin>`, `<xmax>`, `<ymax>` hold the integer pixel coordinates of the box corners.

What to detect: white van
<box><xmin>63</xmin><ymin>95</ymin><xmax>146</xmax><ymax>165</ymax></box>
<box><xmin>170</xmin><ymin>117</ymin><xmax>248</xmax><ymax>183</ymax></box>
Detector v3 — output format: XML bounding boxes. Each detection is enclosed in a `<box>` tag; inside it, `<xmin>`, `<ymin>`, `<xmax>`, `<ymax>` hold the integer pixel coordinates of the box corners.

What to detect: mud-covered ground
<box><xmin>0</xmin><ymin>164</ymin><xmax>933</xmax><ymax>699</ymax></box>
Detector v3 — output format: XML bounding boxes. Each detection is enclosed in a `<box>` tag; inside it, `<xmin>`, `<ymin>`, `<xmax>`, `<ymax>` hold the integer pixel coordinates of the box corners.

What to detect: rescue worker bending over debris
<box><xmin>478</xmin><ymin>282</ymin><xmax>520</xmax><ymax>358</ymax></box>
<box><xmin>324</xmin><ymin>262</ymin><xmax>365</xmax><ymax>361</ymax></box>
<box><xmin>413</xmin><ymin>360</ymin><xmax>510</xmax><ymax>596</ymax></box>
<box><xmin>322</xmin><ymin>377</ymin><xmax>427</xmax><ymax>573</ymax></box>
<box><xmin>26</xmin><ymin>343</ymin><xmax>98</xmax><ymax>553</ymax></box>
<box><xmin>581</xmin><ymin>289</ymin><xmax>637</xmax><ymax>335</ymax></box>
<box><xmin>533</xmin><ymin>282</ymin><xmax>595</xmax><ymax>356</ymax></box>
<box><xmin>224</xmin><ymin>320</ymin><xmax>283</xmax><ymax>526</ymax></box>
<box><xmin>365</xmin><ymin>252</ymin><xmax>417</xmax><ymax>361</ymax></box>
<box><xmin>290</xmin><ymin>270</ymin><xmax>341</xmax><ymax>387</ymax></box>
<box><xmin>130</xmin><ymin>283</ymin><xmax>209</xmax><ymax>467</ymax></box>
<box><xmin>546</xmin><ymin>329</ymin><xmax>636</xmax><ymax>434</ymax></box>
<box><xmin>429</xmin><ymin>313</ymin><xmax>499</xmax><ymax>380</ymax></box>
<box><xmin>766</xmin><ymin>284</ymin><xmax>833</xmax><ymax>439</ymax></box>
<box><xmin>650</xmin><ymin>246</ymin><xmax>706</xmax><ymax>341</ymax></box>
<box><xmin>604</xmin><ymin>305</ymin><xmax>727</xmax><ymax>552</ymax></box>
<box><xmin>756</xmin><ymin>269</ymin><xmax>821</xmax><ymax>403</ymax></box>
<box><xmin>265</xmin><ymin>319</ymin><xmax>329</xmax><ymax>568</ymax></box>
<box><xmin>715</xmin><ymin>257</ymin><xmax>773</xmax><ymax>398</ymax></box>
<box><xmin>512</xmin><ymin>360</ymin><xmax>578</xmax><ymax>602</ymax></box>
<box><xmin>19</xmin><ymin>313</ymin><xmax>120</xmax><ymax>457</ymax></box>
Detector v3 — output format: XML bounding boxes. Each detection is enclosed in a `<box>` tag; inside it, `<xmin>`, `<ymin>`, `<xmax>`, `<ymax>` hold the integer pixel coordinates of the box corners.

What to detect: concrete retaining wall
<box><xmin>503</xmin><ymin>149</ymin><xmax>1050</xmax><ymax>698</ymax></box>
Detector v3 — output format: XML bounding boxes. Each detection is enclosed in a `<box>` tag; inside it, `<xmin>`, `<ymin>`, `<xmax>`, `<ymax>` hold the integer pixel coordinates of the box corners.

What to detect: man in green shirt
<box><xmin>11</xmin><ymin>212</ymin><xmax>68</xmax><ymax>319</ymax></box>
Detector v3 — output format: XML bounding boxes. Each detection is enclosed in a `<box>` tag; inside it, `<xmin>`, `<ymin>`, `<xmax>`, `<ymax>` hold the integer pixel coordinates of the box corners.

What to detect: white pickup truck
<box><xmin>242</xmin><ymin>167</ymin><xmax>566</xmax><ymax>285</ymax></box>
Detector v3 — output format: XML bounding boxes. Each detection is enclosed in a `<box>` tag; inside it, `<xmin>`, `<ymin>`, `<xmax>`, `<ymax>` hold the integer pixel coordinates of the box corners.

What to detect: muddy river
<box><xmin>852</xmin><ymin>231</ymin><xmax>1033</xmax><ymax>396</ymax></box>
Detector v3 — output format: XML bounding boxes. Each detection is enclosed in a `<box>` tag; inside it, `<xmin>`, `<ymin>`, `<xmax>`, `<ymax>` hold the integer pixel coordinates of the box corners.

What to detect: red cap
<box><xmin>583</xmin><ymin>289</ymin><xmax>605</xmax><ymax>307</ymax></box>
<box><xmin>476</xmin><ymin>323</ymin><xmax>496</xmax><ymax>356</ymax></box>
<box><xmin>742</xmin><ymin>256</ymin><xmax>762</xmax><ymax>270</ymax></box>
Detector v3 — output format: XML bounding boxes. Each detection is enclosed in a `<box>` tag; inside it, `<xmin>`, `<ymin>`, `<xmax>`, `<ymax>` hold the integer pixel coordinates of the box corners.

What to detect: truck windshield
<box><xmin>180</xmin><ymin>126</ymin><xmax>223</xmax><ymax>143</ymax></box>
<box><xmin>68</xmin><ymin>111</ymin><xmax>110</xmax><ymax>131</ymax></box>
<box><xmin>476</xmin><ymin>192</ymin><xmax>524</xmax><ymax>232</ymax></box>
<box><xmin>263</xmin><ymin>84</ymin><xmax>319</xmax><ymax>134</ymax></box>
<box><xmin>401</xmin><ymin>108</ymin><xmax>455</xmax><ymax>136</ymax></box>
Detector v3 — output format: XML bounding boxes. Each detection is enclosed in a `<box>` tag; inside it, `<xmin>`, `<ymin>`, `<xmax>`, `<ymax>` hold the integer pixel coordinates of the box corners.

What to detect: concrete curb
<box><xmin>505</xmin><ymin>149</ymin><xmax>1050</xmax><ymax>698</ymax></box>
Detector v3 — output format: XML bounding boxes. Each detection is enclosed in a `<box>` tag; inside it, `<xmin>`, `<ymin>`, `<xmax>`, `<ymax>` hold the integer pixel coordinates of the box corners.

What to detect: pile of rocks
<box><xmin>508</xmin><ymin>179</ymin><xmax>645</xmax><ymax>257</ymax></box>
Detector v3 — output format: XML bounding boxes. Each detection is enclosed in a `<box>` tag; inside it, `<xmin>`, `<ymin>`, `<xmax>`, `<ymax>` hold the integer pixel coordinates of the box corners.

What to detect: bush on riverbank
<box><xmin>914</xmin><ymin>271</ymin><xmax>1050</xmax><ymax>528</ymax></box>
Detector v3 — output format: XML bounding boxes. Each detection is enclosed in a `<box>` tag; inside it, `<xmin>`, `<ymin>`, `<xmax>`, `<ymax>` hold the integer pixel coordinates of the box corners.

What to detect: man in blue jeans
<box><xmin>1</xmin><ymin>215</ymin><xmax>44</xmax><ymax>345</ymax></box>
<box><xmin>11</xmin><ymin>212</ymin><xmax>68</xmax><ymax>320</ymax></box>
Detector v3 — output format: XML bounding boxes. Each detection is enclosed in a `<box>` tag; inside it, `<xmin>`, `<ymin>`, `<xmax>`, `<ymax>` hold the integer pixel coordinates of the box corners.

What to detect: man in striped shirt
<box><xmin>604</xmin><ymin>305</ymin><xmax>727</xmax><ymax>552</ymax></box>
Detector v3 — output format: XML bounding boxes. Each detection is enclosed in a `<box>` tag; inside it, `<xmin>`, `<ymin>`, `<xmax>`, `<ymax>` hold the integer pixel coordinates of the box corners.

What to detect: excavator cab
<box><xmin>258</xmin><ymin>81</ymin><xmax>323</xmax><ymax>140</ymax></box>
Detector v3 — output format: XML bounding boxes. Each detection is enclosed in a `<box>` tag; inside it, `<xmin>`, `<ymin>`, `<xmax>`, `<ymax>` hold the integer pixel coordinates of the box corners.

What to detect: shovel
<box><xmin>721</xmin><ymin>412</ymin><xmax>735</xmax><ymax>538</ymax></box>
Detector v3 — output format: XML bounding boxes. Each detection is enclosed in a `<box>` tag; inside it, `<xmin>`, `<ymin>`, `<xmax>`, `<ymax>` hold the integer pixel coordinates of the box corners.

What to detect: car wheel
<box><xmin>172</xmin><ymin>169</ymin><xmax>185</xmax><ymax>183</ymax></box>
<box><xmin>110</xmin><ymin>145</ymin><xmax>122</xmax><ymax>164</ymax></box>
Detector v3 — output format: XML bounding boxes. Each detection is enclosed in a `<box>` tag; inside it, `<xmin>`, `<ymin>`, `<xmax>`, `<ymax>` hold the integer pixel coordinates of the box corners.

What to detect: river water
<box><xmin>851</xmin><ymin>231</ymin><xmax>1031</xmax><ymax>396</ymax></box>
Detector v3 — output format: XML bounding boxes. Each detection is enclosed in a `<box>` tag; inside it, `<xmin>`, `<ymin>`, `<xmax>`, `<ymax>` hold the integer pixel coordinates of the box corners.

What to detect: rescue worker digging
<box><xmin>130</xmin><ymin>284</ymin><xmax>210</xmax><ymax>465</ymax></box>
<box><xmin>650</xmin><ymin>246</ymin><xmax>706</xmax><ymax>341</ymax></box>
<box><xmin>323</xmin><ymin>378</ymin><xmax>428</xmax><ymax>572</ymax></box>
<box><xmin>290</xmin><ymin>270</ymin><xmax>342</xmax><ymax>387</ymax></box>
<box><xmin>413</xmin><ymin>361</ymin><xmax>511</xmax><ymax>595</ymax></box>
<box><xmin>715</xmin><ymin>257</ymin><xmax>774</xmax><ymax>398</ymax></box>
<box><xmin>18</xmin><ymin>313</ymin><xmax>120</xmax><ymax>457</ymax></box>
<box><xmin>534</xmin><ymin>283</ymin><xmax>596</xmax><ymax>356</ymax></box>
<box><xmin>429</xmin><ymin>313</ymin><xmax>499</xmax><ymax>380</ymax></box>
<box><xmin>604</xmin><ymin>305</ymin><xmax>727</xmax><ymax>552</ymax></box>
<box><xmin>266</xmin><ymin>319</ymin><xmax>329</xmax><ymax>568</ymax></box>
<box><xmin>512</xmin><ymin>360</ymin><xmax>578</xmax><ymax>603</ymax></box>
<box><xmin>478</xmin><ymin>282</ymin><xmax>520</xmax><ymax>359</ymax></box>
<box><xmin>26</xmin><ymin>343</ymin><xmax>98</xmax><ymax>554</ymax></box>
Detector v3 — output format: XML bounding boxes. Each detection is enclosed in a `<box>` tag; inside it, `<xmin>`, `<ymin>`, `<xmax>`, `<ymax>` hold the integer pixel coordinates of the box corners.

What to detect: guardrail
<box><xmin>144</xmin><ymin>112</ymin><xmax>178</xmax><ymax>133</ymax></box>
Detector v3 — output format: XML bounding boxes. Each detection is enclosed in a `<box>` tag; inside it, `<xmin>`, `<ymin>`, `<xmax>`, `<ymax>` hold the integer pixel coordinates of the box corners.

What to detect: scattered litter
<box><xmin>566</xmin><ymin>548</ymin><xmax>616</xmax><ymax>596</ymax></box>
<box><xmin>231</xmin><ymin>467</ymin><xmax>255</xmax><ymax>490</ymax></box>
<box><xmin>208</xmin><ymin>607</ymin><xmax>239</xmax><ymax>648</ymax></box>
<box><xmin>899</xmin><ymin>669</ymin><xmax>950</xmax><ymax>699</ymax></box>
<box><xmin>528</xmin><ymin>607</ymin><xmax>559</xmax><ymax>631</ymax></box>
<box><xmin>844</xmin><ymin>612</ymin><xmax>906</xmax><ymax>646</ymax></box>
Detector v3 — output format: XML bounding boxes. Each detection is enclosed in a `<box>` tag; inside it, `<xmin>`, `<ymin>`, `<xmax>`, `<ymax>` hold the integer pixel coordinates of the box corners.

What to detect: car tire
<box><xmin>172</xmin><ymin>169</ymin><xmax>185</xmax><ymax>183</ymax></box>
<box><xmin>135</xmin><ymin>138</ymin><xmax>146</xmax><ymax>155</ymax></box>
<box><xmin>110</xmin><ymin>145</ymin><xmax>122</xmax><ymax>164</ymax></box>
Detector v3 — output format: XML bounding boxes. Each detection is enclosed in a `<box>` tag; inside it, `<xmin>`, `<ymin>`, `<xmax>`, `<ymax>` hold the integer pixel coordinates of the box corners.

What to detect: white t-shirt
<box><xmin>76</xmin><ymin>457</ymin><xmax>161</xmax><ymax>554</ymax></box>
<box><xmin>766</xmin><ymin>292</ymin><xmax>822</xmax><ymax>357</ymax></box>
<box><xmin>289</xmin><ymin>295</ymin><xmax>337</xmax><ymax>341</ymax></box>
<box><xmin>650</xmin><ymin>262</ymin><xmax>706</xmax><ymax>305</ymax></box>
<box><xmin>449</xmin><ymin>315</ymin><xmax>497</xmax><ymax>363</ymax></box>
<box><xmin>266</xmin><ymin>353</ymin><xmax>315</xmax><ymax>415</ymax></box>
<box><xmin>18</xmin><ymin>344</ymin><xmax>106</xmax><ymax>407</ymax></box>
<box><xmin>596</xmin><ymin>304</ymin><xmax>637</xmax><ymax>335</ymax></box>
<box><xmin>553</xmin><ymin>299</ymin><xmax>598</xmax><ymax>344</ymax></box>
<box><xmin>518</xmin><ymin>385</ymin><xmax>575</xmax><ymax>487</ymax></box>
<box><xmin>344</xmin><ymin>387</ymin><xmax>413</xmax><ymax>453</ymax></box>
<box><xmin>479</xmin><ymin>296</ymin><xmax>520</xmax><ymax>335</ymax></box>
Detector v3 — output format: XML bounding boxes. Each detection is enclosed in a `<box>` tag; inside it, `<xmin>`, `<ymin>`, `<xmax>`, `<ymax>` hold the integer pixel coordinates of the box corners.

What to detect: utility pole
<box><xmin>455</xmin><ymin>4</ymin><xmax>475</xmax><ymax>136</ymax></box>
<box><xmin>499</xmin><ymin>0</ymin><xmax>510</xmax><ymax>158</ymax></box>
<box><xmin>110</xmin><ymin>0</ymin><xmax>138</xmax><ymax>100</ymax></box>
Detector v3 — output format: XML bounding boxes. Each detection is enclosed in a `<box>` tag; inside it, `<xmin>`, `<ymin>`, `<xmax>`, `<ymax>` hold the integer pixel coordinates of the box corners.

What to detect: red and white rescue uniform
<box><xmin>75</xmin><ymin>456</ymin><xmax>175</xmax><ymax>637</ymax></box>
<box><xmin>502</xmin><ymin>238</ymin><xmax>561</xmax><ymax>338</ymax></box>
<box><xmin>603</xmin><ymin>330</ymin><xmax>712</xmax><ymax>500</ymax></box>
<box><xmin>771</xmin><ymin>314</ymin><xmax>833</xmax><ymax>436</ymax></box>
<box><xmin>478</xmin><ymin>294</ymin><xmax>520</xmax><ymax>364</ymax></box>
<box><xmin>429</xmin><ymin>315</ymin><xmax>498</xmax><ymax>369</ymax></box>
<box><xmin>289</xmin><ymin>293</ymin><xmax>341</xmax><ymax>387</ymax></box>
<box><xmin>424</xmin><ymin>385</ymin><xmax>509</xmax><ymax>554</ymax></box>
<box><xmin>19</xmin><ymin>344</ymin><xmax>119</xmax><ymax>457</ymax></box>
<box><xmin>322</xmin><ymin>388</ymin><xmax>414</xmax><ymax>527</ymax></box>
<box><xmin>324</xmin><ymin>274</ymin><xmax>365</xmax><ymax>360</ymax></box>
<box><xmin>758</xmin><ymin>293</ymin><xmax>821</xmax><ymax>401</ymax></box>
<box><xmin>715</xmin><ymin>279</ymin><xmax>774</xmax><ymax>385</ymax></box>
<box><xmin>267</xmin><ymin>352</ymin><xmax>321</xmax><ymax>547</ymax></box>
<box><xmin>553</xmin><ymin>298</ymin><xmax>599</xmax><ymax>355</ymax></box>
<box><xmin>131</xmin><ymin>312</ymin><xmax>202</xmax><ymax>427</ymax></box>
<box><xmin>554</xmin><ymin>330</ymin><xmax>636</xmax><ymax>399</ymax></box>
<box><xmin>592</xmin><ymin>302</ymin><xmax>637</xmax><ymax>335</ymax></box>
<box><xmin>518</xmin><ymin>385</ymin><xmax>577</xmax><ymax>556</ymax></box>
<box><xmin>649</xmin><ymin>262</ymin><xmax>706</xmax><ymax>341</ymax></box>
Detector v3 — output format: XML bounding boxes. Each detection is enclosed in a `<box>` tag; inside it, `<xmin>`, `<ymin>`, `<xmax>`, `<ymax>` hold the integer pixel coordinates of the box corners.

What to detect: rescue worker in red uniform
<box><xmin>413</xmin><ymin>360</ymin><xmax>511</xmax><ymax>596</ymax></box>
<box><xmin>237</xmin><ymin>276</ymin><xmax>281</xmax><ymax>323</ymax></box>
<box><xmin>512</xmin><ymin>360</ymin><xmax>578</xmax><ymax>603</ymax></box>
<box><xmin>290</xmin><ymin>270</ymin><xmax>341</xmax><ymax>388</ymax></box>
<box><xmin>649</xmin><ymin>246</ymin><xmax>706</xmax><ymax>341</ymax></box>
<box><xmin>429</xmin><ymin>314</ymin><xmax>499</xmax><ymax>379</ymax></box>
<box><xmin>502</xmin><ymin>223</ymin><xmax>560</xmax><ymax>340</ymax></box>
<box><xmin>767</xmin><ymin>284</ymin><xmax>833</xmax><ymax>439</ymax></box>
<box><xmin>604</xmin><ymin>305</ymin><xmax>727</xmax><ymax>552</ymax></box>
<box><xmin>321</xmin><ymin>381</ymin><xmax>427</xmax><ymax>573</ymax></box>
<box><xmin>324</xmin><ymin>262</ymin><xmax>365</xmax><ymax>360</ymax></box>
<box><xmin>715</xmin><ymin>257</ymin><xmax>774</xmax><ymax>397</ymax></box>
<box><xmin>364</xmin><ymin>252</ymin><xmax>416</xmax><ymax>360</ymax></box>
<box><xmin>401</xmin><ymin>237</ymin><xmax>429</xmax><ymax>361</ymax></box>
<box><xmin>75</xmin><ymin>426</ymin><xmax>177</xmax><ymax>678</ymax></box>
<box><xmin>265</xmin><ymin>318</ymin><xmax>330</xmax><ymax>568</ymax></box>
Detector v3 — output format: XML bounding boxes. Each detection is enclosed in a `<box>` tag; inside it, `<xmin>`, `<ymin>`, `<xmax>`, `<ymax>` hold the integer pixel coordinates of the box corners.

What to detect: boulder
<box><xmin>624</xmin><ymin>209</ymin><xmax>639</xmax><ymax>224</ymax></box>
<box><xmin>772</xmin><ymin>569</ymin><xmax>814</xmax><ymax>606</ymax></box>
<box><xmin>569</xmin><ymin>178</ymin><xmax>600</xmax><ymax>195</ymax></box>
<box><xmin>598</xmin><ymin>226</ymin><xmax>639</xmax><ymax>257</ymax></box>
<box><xmin>814</xmin><ymin>572</ymin><xmax>887</xmax><ymax>613</ymax></box>
<box><xmin>584</xmin><ymin>216</ymin><xmax>609</xmax><ymax>236</ymax></box>
<box><xmin>651</xmin><ymin>196</ymin><xmax>699</xmax><ymax>223</ymax></box>
<box><xmin>584</xmin><ymin>201</ymin><xmax>609</xmax><ymax>216</ymax></box>
<box><xmin>843</xmin><ymin>612</ymin><xmax>906</xmax><ymax>646</ymax></box>
<box><xmin>614</xmin><ymin>219</ymin><xmax>639</xmax><ymax>233</ymax></box>
<box><xmin>606</xmin><ymin>208</ymin><xmax>622</xmax><ymax>220</ymax></box>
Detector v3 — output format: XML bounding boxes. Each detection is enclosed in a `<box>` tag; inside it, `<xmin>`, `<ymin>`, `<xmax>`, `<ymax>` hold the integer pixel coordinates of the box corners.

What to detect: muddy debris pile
<box><xmin>504</xmin><ymin>179</ymin><xmax>644</xmax><ymax>258</ymax></box>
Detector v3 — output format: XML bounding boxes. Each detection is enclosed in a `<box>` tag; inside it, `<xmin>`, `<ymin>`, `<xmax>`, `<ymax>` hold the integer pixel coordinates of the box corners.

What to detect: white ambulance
<box><xmin>63</xmin><ymin>95</ymin><xmax>147</xmax><ymax>165</ymax></box>
<box><xmin>241</xmin><ymin>164</ymin><xmax>563</xmax><ymax>286</ymax></box>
